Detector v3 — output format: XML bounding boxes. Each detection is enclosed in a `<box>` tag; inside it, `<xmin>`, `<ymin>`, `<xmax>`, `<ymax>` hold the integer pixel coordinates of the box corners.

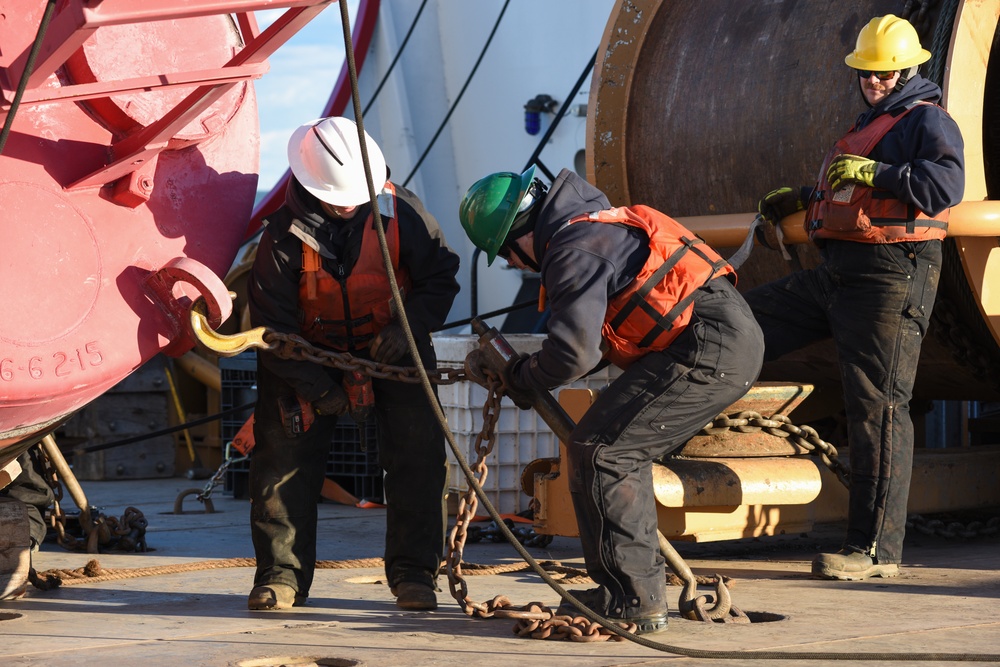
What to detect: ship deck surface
<box><xmin>3</xmin><ymin>477</ymin><xmax>999</xmax><ymax>666</ymax></box>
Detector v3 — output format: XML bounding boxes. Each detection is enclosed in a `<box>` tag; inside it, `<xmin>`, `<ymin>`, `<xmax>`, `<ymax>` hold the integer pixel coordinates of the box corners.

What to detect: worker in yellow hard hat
<box><xmin>748</xmin><ymin>15</ymin><xmax>965</xmax><ymax>580</ymax></box>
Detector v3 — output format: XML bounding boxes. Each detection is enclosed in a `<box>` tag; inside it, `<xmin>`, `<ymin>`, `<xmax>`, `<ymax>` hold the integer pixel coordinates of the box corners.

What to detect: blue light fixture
<box><xmin>524</xmin><ymin>94</ymin><xmax>557</xmax><ymax>135</ymax></box>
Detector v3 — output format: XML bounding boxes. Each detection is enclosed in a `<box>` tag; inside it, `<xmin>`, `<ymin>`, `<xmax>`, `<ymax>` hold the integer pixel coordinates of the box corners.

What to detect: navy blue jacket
<box><xmin>513</xmin><ymin>169</ymin><xmax>651</xmax><ymax>389</ymax></box>
<box><xmin>815</xmin><ymin>74</ymin><xmax>965</xmax><ymax>218</ymax></box>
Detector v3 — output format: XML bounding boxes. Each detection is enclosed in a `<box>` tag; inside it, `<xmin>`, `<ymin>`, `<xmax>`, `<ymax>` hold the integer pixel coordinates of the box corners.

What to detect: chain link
<box><xmin>441</xmin><ymin>373</ymin><xmax>637</xmax><ymax>640</ymax></box>
<box><xmin>907</xmin><ymin>514</ymin><xmax>1000</xmax><ymax>539</ymax></box>
<box><xmin>35</xmin><ymin>446</ymin><xmax>149</xmax><ymax>553</ymax></box>
<box><xmin>265</xmin><ymin>330</ymin><xmax>467</xmax><ymax>384</ymax></box>
<box><xmin>699</xmin><ymin>411</ymin><xmax>1000</xmax><ymax>540</ymax></box>
<box><xmin>699</xmin><ymin>410</ymin><xmax>851</xmax><ymax>487</ymax></box>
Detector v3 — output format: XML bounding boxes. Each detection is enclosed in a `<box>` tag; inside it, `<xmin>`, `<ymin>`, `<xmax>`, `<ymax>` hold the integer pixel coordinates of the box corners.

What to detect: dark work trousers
<box><xmin>0</xmin><ymin>448</ymin><xmax>54</xmax><ymax>548</ymax></box>
<box><xmin>743</xmin><ymin>239</ymin><xmax>941</xmax><ymax>564</ymax></box>
<box><xmin>249</xmin><ymin>337</ymin><xmax>448</xmax><ymax>598</ymax></box>
<box><xmin>567</xmin><ymin>277</ymin><xmax>764</xmax><ymax>619</ymax></box>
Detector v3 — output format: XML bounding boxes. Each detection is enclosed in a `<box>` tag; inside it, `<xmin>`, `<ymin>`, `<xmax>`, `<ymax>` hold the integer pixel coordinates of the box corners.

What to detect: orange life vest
<box><xmin>563</xmin><ymin>206</ymin><xmax>734</xmax><ymax>369</ymax></box>
<box><xmin>299</xmin><ymin>183</ymin><xmax>410</xmax><ymax>352</ymax></box>
<box><xmin>806</xmin><ymin>103</ymin><xmax>949</xmax><ymax>244</ymax></box>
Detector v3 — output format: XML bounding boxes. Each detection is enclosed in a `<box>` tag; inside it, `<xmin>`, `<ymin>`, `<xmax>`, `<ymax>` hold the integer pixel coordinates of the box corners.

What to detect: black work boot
<box><xmin>555</xmin><ymin>587</ymin><xmax>667</xmax><ymax>635</ymax></box>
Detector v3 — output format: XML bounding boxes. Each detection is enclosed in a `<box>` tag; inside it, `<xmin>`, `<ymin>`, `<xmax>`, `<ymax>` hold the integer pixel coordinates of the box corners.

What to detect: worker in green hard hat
<box><xmin>749</xmin><ymin>14</ymin><xmax>965</xmax><ymax>581</ymax></box>
<box><xmin>460</xmin><ymin>165</ymin><xmax>542</xmax><ymax>268</ymax></box>
<box><xmin>459</xmin><ymin>166</ymin><xmax>764</xmax><ymax>634</ymax></box>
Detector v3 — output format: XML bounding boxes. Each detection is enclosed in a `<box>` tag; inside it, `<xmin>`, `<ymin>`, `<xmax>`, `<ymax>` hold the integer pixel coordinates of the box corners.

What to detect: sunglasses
<box><xmin>857</xmin><ymin>69</ymin><xmax>898</xmax><ymax>80</ymax></box>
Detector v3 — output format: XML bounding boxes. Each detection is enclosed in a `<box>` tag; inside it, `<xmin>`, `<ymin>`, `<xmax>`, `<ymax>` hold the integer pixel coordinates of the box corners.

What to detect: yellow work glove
<box><xmin>757</xmin><ymin>187</ymin><xmax>804</xmax><ymax>226</ymax></box>
<box><xmin>826</xmin><ymin>154</ymin><xmax>879</xmax><ymax>191</ymax></box>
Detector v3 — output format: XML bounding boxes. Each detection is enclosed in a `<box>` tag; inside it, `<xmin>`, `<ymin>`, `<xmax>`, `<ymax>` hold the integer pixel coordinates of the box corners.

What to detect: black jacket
<box><xmin>248</xmin><ymin>178</ymin><xmax>461</xmax><ymax>401</ymax></box>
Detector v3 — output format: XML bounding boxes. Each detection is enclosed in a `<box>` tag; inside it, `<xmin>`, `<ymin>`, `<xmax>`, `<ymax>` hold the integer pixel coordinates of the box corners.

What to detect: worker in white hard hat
<box><xmin>246</xmin><ymin>117</ymin><xmax>460</xmax><ymax>611</ymax></box>
<box><xmin>748</xmin><ymin>15</ymin><xmax>965</xmax><ymax>580</ymax></box>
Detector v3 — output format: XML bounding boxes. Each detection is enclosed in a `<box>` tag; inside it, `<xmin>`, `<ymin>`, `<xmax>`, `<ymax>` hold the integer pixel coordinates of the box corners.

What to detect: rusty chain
<box><xmin>700</xmin><ymin>410</ymin><xmax>851</xmax><ymax>487</ymax></box>
<box><xmin>907</xmin><ymin>514</ymin><xmax>1000</xmax><ymax>539</ymax></box>
<box><xmin>441</xmin><ymin>371</ymin><xmax>640</xmax><ymax>640</ymax></box>
<box><xmin>445</xmin><ymin>369</ymin><xmax>503</xmax><ymax>617</ymax></box>
<box><xmin>265</xmin><ymin>330</ymin><xmax>468</xmax><ymax>385</ymax></box>
<box><xmin>35</xmin><ymin>446</ymin><xmax>148</xmax><ymax>553</ymax></box>
<box><xmin>699</xmin><ymin>410</ymin><xmax>1000</xmax><ymax>539</ymax></box>
<box><xmin>440</xmin><ymin>369</ymin><xmax>743</xmax><ymax>639</ymax></box>
<box><xmin>36</xmin><ymin>444</ymin><xmax>76</xmax><ymax>550</ymax></box>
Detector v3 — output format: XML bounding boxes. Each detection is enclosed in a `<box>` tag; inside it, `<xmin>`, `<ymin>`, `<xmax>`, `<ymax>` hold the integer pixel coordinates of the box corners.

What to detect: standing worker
<box><xmin>459</xmin><ymin>166</ymin><xmax>764</xmax><ymax>633</ymax></box>
<box><xmin>748</xmin><ymin>15</ymin><xmax>965</xmax><ymax>580</ymax></box>
<box><xmin>246</xmin><ymin>117</ymin><xmax>461</xmax><ymax>610</ymax></box>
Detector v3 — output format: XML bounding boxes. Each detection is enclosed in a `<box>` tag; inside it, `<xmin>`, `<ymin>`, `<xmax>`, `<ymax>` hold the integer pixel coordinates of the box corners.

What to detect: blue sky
<box><xmin>253</xmin><ymin>4</ymin><xmax>357</xmax><ymax>191</ymax></box>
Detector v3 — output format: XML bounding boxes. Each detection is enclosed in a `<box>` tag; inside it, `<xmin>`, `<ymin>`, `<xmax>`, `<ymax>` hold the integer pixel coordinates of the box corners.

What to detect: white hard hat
<box><xmin>286</xmin><ymin>116</ymin><xmax>387</xmax><ymax>207</ymax></box>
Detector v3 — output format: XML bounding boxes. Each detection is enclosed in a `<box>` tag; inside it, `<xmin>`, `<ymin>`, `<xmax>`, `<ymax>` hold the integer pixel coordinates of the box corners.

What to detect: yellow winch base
<box><xmin>528</xmin><ymin>387</ymin><xmax>1000</xmax><ymax>542</ymax></box>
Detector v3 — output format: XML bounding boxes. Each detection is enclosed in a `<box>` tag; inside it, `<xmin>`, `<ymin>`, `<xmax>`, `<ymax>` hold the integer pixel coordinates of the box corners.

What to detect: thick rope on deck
<box><xmin>31</xmin><ymin>558</ymin><xmax>728</xmax><ymax>589</ymax></box>
<box><xmin>32</xmin><ymin>557</ymin><xmax>384</xmax><ymax>588</ymax></box>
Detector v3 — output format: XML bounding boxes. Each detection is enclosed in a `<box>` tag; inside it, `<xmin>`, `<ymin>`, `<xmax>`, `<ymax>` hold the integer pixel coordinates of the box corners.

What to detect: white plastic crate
<box><xmin>433</xmin><ymin>334</ymin><xmax>620</xmax><ymax>515</ymax></box>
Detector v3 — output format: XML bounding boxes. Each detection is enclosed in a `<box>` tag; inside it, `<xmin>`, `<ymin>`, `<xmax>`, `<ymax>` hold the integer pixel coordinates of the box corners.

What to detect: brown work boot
<box><xmin>247</xmin><ymin>583</ymin><xmax>303</xmax><ymax>610</ymax></box>
<box><xmin>391</xmin><ymin>581</ymin><xmax>438</xmax><ymax>610</ymax></box>
<box><xmin>812</xmin><ymin>549</ymin><xmax>900</xmax><ymax>581</ymax></box>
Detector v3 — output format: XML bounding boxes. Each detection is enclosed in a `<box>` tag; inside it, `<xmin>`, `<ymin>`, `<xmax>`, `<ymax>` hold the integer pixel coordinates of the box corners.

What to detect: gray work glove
<box><xmin>313</xmin><ymin>384</ymin><xmax>350</xmax><ymax>416</ymax></box>
<box><xmin>370</xmin><ymin>322</ymin><xmax>408</xmax><ymax>364</ymax></box>
<box><xmin>464</xmin><ymin>350</ymin><xmax>535</xmax><ymax>410</ymax></box>
<box><xmin>501</xmin><ymin>354</ymin><xmax>535</xmax><ymax>411</ymax></box>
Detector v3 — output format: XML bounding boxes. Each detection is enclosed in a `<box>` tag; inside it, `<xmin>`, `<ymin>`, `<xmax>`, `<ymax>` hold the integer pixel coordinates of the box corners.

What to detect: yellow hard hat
<box><xmin>845</xmin><ymin>15</ymin><xmax>931</xmax><ymax>71</ymax></box>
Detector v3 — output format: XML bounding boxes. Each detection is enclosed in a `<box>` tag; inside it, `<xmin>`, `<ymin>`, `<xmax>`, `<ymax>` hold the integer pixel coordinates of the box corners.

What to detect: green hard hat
<box><xmin>459</xmin><ymin>166</ymin><xmax>536</xmax><ymax>265</ymax></box>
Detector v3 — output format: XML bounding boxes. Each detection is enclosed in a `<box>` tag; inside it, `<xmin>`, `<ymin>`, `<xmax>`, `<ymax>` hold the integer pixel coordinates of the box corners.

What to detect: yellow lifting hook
<box><xmin>189</xmin><ymin>298</ymin><xmax>273</xmax><ymax>357</ymax></box>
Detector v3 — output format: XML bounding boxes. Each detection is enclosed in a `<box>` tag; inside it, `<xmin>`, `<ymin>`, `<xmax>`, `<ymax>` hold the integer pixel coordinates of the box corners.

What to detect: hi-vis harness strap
<box><xmin>610</xmin><ymin>234</ymin><xmax>727</xmax><ymax>348</ymax></box>
<box><xmin>808</xmin><ymin>101</ymin><xmax>949</xmax><ymax>242</ymax></box>
<box><xmin>548</xmin><ymin>206</ymin><xmax>734</xmax><ymax>367</ymax></box>
<box><xmin>302</xmin><ymin>243</ymin><xmax>322</xmax><ymax>300</ymax></box>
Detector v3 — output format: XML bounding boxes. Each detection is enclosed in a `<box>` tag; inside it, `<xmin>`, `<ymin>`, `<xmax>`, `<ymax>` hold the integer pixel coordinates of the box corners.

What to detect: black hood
<box><xmin>283</xmin><ymin>177</ymin><xmax>340</xmax><ymax>241</ymax></box>
<box><xmin>532</xmin><ymin>169</ymin><xmax>611</xmax><ymax>263</ymax></box>
<box><xmin>855</xmin><ymin>73</ymin><xmax>941</xmax><ymax>129</ymax></box>
<box><xmin>263</xmin><ymin>177</ymin><xmax>371</xmax><ymax>258</ymax></box>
